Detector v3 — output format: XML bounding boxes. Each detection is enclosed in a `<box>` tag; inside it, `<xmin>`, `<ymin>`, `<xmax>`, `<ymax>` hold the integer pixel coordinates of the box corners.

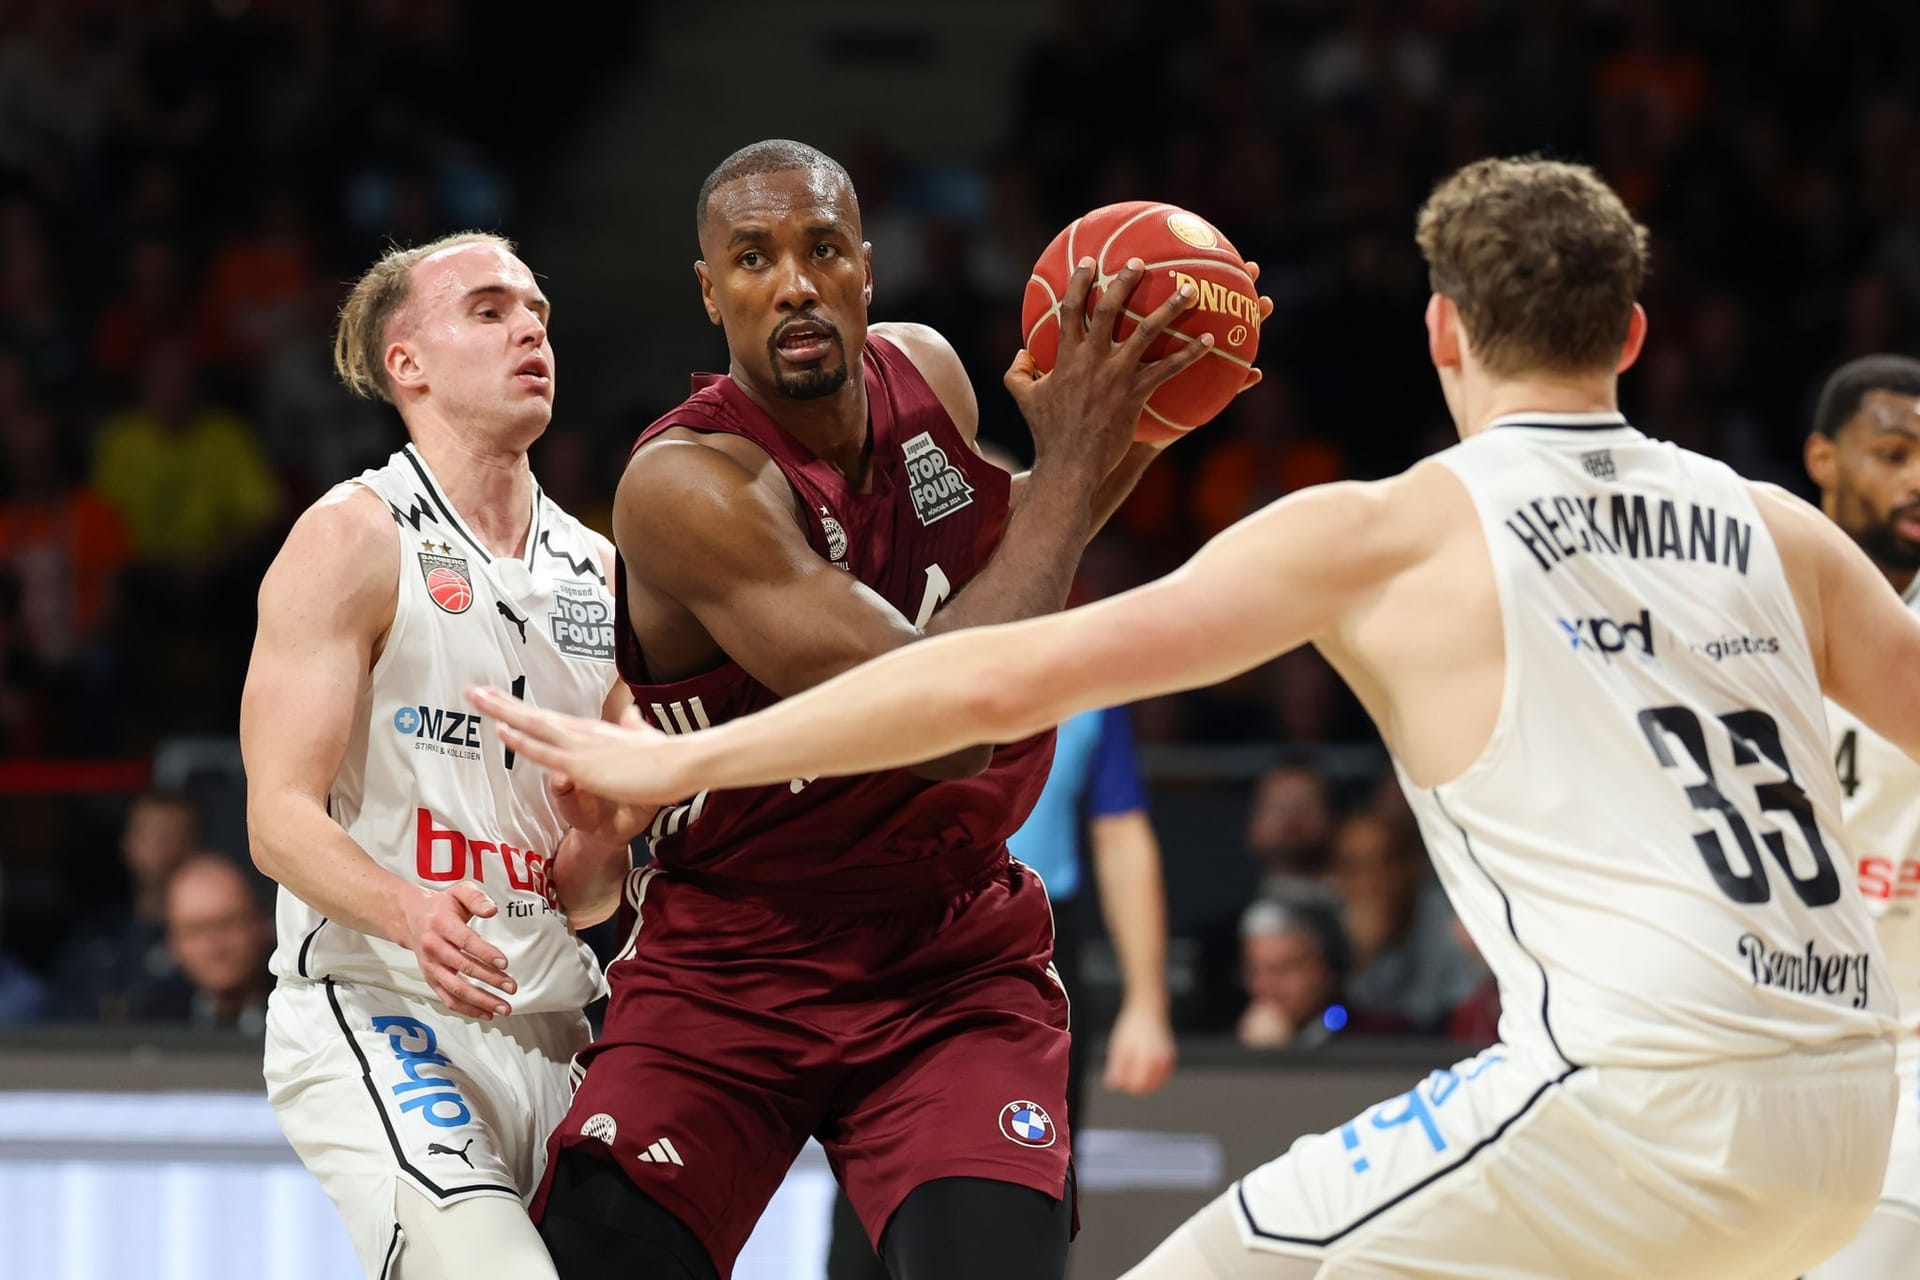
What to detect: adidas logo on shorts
<box><xmin>636</xmin><ymin>1137</ymin><xmax>685</xmax><ymax>1166</ymax></box>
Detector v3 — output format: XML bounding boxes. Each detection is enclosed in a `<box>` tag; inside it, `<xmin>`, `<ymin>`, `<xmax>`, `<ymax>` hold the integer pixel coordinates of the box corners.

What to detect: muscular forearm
<box><xmin>1090</xmin><ymin>812</ymin><xmax>1170</xmax><ymax>1011</ymax></box>
<box><xmin>925</xmin><ymin>463</ymin><xmax>1098</xmax><ymax>637</ymax></box>
<box><xmin>248</xmin><ymin>792</ymin><xmax>427</xmax><ymax>946</ymax></box>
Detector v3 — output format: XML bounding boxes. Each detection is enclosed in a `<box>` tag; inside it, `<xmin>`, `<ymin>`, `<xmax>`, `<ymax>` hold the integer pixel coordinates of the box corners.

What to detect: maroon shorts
<box><xmin>530</xmin><ymin>857</ymin><xmax>1073</xmax><ymax>1276</ymax></box>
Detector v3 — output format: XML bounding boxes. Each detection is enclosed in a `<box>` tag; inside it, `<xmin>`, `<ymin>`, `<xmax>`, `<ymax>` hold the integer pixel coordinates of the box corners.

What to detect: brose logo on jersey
<box><xmin>550</xmin><ymin>582</ymin><xmax>614</xmax><ymax>661</ymax></box>
<box><xmin>414</xmin><ymin>807</ymin><xmax>559</xmax><ymax>913</ymax></box>
<box><xmin>1556</xmin><ymin>608</ymin><xmax>1655</xmax><ymax>662</ymax></box>
<box><xmin>902</xmin><ymin>431</ymin><xmax>974</xmax><ymax>526</ymax></box>
<box><xmin>393</xmin><ymin>704</ymin><xmax>482</xmax><ymax>761</ymax></box>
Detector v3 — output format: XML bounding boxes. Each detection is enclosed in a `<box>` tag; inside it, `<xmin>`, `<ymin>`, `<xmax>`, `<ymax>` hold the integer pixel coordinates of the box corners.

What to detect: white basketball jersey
<box><xmin>1401</xmin><ymin>413</ymin><xmax>1896</xmax><ymax>1069</ymax></box>
<box><xmin>269</xmin><ymin>445</ymin><xmax>620</xmax><ymax>1013</ymax></box>
<box><xmin>1827</xmin><ymin>576</ymin><xmax>1920</xmax><ymax>1028</ymax></box>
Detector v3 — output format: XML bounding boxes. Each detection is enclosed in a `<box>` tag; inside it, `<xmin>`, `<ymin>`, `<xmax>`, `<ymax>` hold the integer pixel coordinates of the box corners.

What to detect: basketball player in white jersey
<box><xmin>240</xmin><ymin>233</ymin><xmax>641</xmax><ymax>1279</ymax></box>
<box><xmin>471</xmin><ymin>158</ymin><xmax>1920</xmax><ymax>1279</ymax></box>
<box><xmin>1803</xmin><ymin>354</ymin><xmax>1920</xmax><ymax>1279</ymax></box>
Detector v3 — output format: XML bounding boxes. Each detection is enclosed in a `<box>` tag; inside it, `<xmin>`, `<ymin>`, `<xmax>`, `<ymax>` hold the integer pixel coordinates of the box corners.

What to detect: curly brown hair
<box><xmin>332</xmin><ymin>231</ymin><xmax>516</xmax><ymax>403</ymax></box>
<box><xmin>1415</xmin><ymin>157</ymin><xmax>1650</xmax><ymax>377</ymax></box>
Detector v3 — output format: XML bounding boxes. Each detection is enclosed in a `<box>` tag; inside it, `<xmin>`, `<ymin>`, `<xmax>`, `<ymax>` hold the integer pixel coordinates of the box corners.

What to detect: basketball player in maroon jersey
<box><xmin>520</xmin><ymin>140</ymin><xmax>1261</xmax><ymax>1280</ymax></box>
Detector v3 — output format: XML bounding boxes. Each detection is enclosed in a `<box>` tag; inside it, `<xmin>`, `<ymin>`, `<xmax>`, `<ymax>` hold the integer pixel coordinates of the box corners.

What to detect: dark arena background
<box><xmin>1</xmin><ymin>1</ymin><xmax>1917</xmax><ymax>1276</ymax></box>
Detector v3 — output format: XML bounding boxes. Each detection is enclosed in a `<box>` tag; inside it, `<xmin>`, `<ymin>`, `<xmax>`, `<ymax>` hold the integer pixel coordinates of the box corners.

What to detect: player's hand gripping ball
<box><xmin>1022</xmin><ymin>202</ymin><xmax>1261</xmax><ymax>443</ymax></box>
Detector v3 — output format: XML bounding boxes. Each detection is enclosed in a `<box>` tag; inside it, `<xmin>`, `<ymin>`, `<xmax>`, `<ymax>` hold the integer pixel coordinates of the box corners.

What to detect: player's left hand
<box><xmin>467</xmin><ymin>685</ymin><xmax>690</xmax><ymax>805</ymax></box>
<box><xmin>1235</xmin><ymin>260</ymin><xmax>1275</xmax><ymax>398</ymax></box>
<box><xmin>1103</xmin><ymin>998</ymin><xmax>1176</xmax><ymax>1096</ymax></box>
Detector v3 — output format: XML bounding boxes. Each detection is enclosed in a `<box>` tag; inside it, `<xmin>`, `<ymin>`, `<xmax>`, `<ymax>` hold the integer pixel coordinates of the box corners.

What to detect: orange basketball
<box><xmin>1021</xmin><ymin>201</ymin><xmax>1259</xmax><ymax>444</ymax></box>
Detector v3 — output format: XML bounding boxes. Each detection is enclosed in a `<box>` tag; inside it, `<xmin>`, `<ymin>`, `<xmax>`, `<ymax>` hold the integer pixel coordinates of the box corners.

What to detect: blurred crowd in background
<box><xmin>2</xmin><ymin>0</ymin><xmax>1916</xmax><ymax>1045</ymax></box>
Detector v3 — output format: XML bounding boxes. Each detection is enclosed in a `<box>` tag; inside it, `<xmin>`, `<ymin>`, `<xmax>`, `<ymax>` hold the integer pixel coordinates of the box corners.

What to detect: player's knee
<box><xmin>880</xmin><ymin>1175</ymin><xmax>1073</xmax><ymax>1280</ymax></box>
<box><xmin>537</xmin><ymin>1149</ymin><xmax>718</xmax><ymax>1280</ymax></box>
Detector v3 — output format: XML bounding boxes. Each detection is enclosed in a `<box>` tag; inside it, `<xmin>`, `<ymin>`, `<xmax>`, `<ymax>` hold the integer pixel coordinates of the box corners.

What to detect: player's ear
<box><xmin>1805</xmin><ymin>428</ymin><xmax>1838</xmax><ymax>494</ymax></box>
<box><xmin>1426</xmin><ymin>294</ymin><xmax>1461</xmax><ymax>370</ymax></box>
<box><xmin>862</xmin><ymin>242</ymin><xmax>874</xmax><ymax>306</ymax></box>
<box><xmin>1615</xmin><ymin>304</ymin><xmax>1648</xmax><ymax>374</ymax></box>
<box><xmin>694</xmin><ymin>261</ymin><xmax>720</xmax><ymax>327</ymax></box>
<box><xmin>386</xmin><ymin>336</ymin><xmax>424</xmax><ymax>394</ymax></box>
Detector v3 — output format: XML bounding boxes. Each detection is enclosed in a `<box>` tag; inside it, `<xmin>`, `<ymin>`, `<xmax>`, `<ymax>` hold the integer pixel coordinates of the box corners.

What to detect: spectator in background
<box><xmin>163</xmin><ymin>854</ymin><xmax>270</xmax><ymax>1034</ymax></box>
<box><xmin>1236</xmin><ymin>895</ymin><xmax>1402</xmax><ymax>1048</ymax></box>
<box><xmin>0</xmin><ymin>863</ymin><xmax>48</xmax><ymax>1026</ymax></box>
<box><xmin>52</xmin><ymin>789</ymin><xmax>197</xmax><ymax>1022</ymax></box>
<box><xmin>1245</xmin><ymin>762</ymin><xmax>1335</xmax><ymax>891</ymax></box>
<box><xmin>92</xmin><ymin>338</ymin><xmax>280</xmax><ymax>570</ymax></box>
<box><xmin>1330</xmin><ymin>812</ymin><xmax>1479</xmax><ymax>1033</ymax></box>
<box><xmin>0</xmin><ymin>349</ymin><xmax>130</xmax><ymax>752</ymax></box>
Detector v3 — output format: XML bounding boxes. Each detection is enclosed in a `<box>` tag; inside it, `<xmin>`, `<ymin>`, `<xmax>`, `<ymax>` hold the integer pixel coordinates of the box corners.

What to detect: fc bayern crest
<box><xmin>419</xmin><ymin>550</ymin><xmax>473</xmax><ymax>614</ymax></box>
<box><xmin>997</xmin><ymin>1100</ymin><xmax>1057</xmax><ymax>1149</ymax></box>
<box><xmin>820</xmin><ymin>510</ymin><xmax>849</xmax><ymax>563</ymax></box>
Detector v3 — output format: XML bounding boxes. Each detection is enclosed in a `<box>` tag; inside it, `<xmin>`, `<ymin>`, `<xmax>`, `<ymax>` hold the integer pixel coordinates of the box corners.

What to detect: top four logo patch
<box><xmin>997</xmin><ymin>1099</ymin><xmax>1057</xmax><ymax>1149</ymax></box>
<box><xmin>902</xmin><ymin>432</ymin><xmax>974</xmax><ymax>526</ymax></box>
<box><xmin>418</xmin><ymin>544</ymin><xmax>474</xmax><ymax>614</ymax></box>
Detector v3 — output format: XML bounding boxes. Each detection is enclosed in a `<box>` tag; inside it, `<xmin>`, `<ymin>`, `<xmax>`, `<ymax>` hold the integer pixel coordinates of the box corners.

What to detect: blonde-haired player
<box><xmin>1804</xmin><ymin>353</ymin><xmax>1920</xmax><ymax>1279</ymax></box>
<box><xmin>243</xmin><ymin>233</ymin><xmax>643</xmax><ymax>1279</ymax></box>
<box><xmin>472</xmin><ymin>158</ymin><xmax>1919</xmax><ymax>1279</ymax></box>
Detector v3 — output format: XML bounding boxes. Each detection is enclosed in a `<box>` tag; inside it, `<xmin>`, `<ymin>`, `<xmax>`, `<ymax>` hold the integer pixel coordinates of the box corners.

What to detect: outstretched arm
<box><xmin>470</xmin><ymin>478</ymin><xmax>1403</xmax><ymax>804</ymax></box>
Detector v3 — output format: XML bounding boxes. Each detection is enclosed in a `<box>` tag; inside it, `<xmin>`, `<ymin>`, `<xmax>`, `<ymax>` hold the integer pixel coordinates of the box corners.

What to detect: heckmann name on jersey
<box><xmin>1503</xmin><ymin>488</ymin><xmax>1756</xmax><ymax>575</ymax></box>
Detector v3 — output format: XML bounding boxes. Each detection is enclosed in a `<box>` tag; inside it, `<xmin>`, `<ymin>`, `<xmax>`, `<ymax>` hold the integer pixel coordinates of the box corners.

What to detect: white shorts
<box><xmin>264</xmin><ymin>977</ymin><xmax>588</xmax><ymax>1278</ymax></box>
<box><xmin>1877</xmin><ymin>1033</ymin><xmax>1920</xmax><ymax>1221</ymax></box>
<box><xmin>1219</xmin><ymin>1041</ymin><xmax>1895</xmax><ymax>1279</ymax></box>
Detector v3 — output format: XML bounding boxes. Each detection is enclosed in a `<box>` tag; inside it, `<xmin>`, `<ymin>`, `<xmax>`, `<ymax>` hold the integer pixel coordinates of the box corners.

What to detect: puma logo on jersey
<box><xmin>496</xmin><ymin>601</ymin><xmax>529</xmax><ymax>643</ymax></box>
<box><xmin>427</xmin><ymin>1138</ymin><xmax>476</xmax><ymax>1168</ymax></box>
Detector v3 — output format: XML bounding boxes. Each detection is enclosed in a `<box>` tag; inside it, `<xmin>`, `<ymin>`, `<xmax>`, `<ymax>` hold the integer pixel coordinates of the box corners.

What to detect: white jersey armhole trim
<box><xmin>344</xmin><ymin>478</ymin><xmax>414</xmax><ymax>685</ymax></box>
<box><xmin>1419</xmin><ymin>453</ymin><xmax>1527</xmax><ymax>793</ymax></box>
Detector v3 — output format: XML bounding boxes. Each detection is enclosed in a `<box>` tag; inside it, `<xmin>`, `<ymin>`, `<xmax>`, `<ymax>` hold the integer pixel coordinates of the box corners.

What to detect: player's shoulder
<box><xmin>261</xmin><ymin>481</ymin><xmax>398</xmax><ymax>611</ymax></box>
<box><xmin>868</xmin><ymin>321</ymin><xmax>978</xmax><ymax>436</ymax></box>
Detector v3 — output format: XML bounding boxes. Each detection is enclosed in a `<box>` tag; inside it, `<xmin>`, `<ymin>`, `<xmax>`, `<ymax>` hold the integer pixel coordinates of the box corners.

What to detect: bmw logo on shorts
<box><xmin>998</xmin><ymin>1100</ymin><xmax>1057</xmax><ymax>1149</ymax></box>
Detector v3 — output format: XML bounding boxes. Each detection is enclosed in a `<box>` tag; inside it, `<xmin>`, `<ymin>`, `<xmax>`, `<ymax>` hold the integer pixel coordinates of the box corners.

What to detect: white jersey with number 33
<box><xmin>267</xmin><ymin>445</ymin><xmax>620</xmax><ymax>1013</ymax></box>
<box><xmin>1398</xmin><ymin>414</ymin><xmax>1896</xmax><ymax>1070</ymax></box>
<box><xmin>1828</xmin><ymin>577</ymin><xmax>1920</xmax><ymax>1028</ymax></box>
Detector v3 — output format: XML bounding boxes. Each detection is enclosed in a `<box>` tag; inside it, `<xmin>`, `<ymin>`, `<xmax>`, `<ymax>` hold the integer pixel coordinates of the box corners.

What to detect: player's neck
<box><xmin>404</xmin><ymin>420</ymin><xmax>537</xmax><ymax>559</ymax></box>
<box><xmin>1456</xmin><ymin>373</ymin><xmax>1621</xmax><ymax>438</ymax></box>
<box><xmin>1881</xmin><ymin>563</ymin><xmax>1916</xmax><ymax>597</ymax></box>
<box><xmin>735</xmin><ymin>362</ymin><xmax>875</xmax><ymax>489</ymax></box>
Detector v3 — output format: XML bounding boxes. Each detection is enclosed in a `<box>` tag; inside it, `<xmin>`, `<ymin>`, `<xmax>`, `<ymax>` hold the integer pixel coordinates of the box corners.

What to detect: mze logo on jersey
<box><xmin>371</xmin><ymin>1014</ymin><xmax>474</xmax><ymax>1128</ymax></box>
<box><xmin>393</xmin><ymin>705</ymin><xmax>482</xmax><ymax>761</ymax></box>
<box><xmin>1556</xmin><ymin>608</ymin><xmax>1655</xmax><ymax>662</ymax></box>
<box><xmin>902</xmin><ymin>431</ymin><xmax>974</xmax><ymax>526</ymax></box>
<box><xmin>551</xmin><ymin>582</ymin><xmax>614</xmax><ymax>661</ymax></box>
<box><xmin>415</xmin><ymin>808</ymin><xmax>559</xmax><ymax>914</ymax></box>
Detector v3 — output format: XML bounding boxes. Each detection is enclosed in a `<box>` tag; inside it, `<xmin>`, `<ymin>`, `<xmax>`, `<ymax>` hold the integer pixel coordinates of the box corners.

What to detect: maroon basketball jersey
<box><xmin>615</xmin><ymin>337</ymin><xmax>1056</xmax><ymax>908</ymax></box>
